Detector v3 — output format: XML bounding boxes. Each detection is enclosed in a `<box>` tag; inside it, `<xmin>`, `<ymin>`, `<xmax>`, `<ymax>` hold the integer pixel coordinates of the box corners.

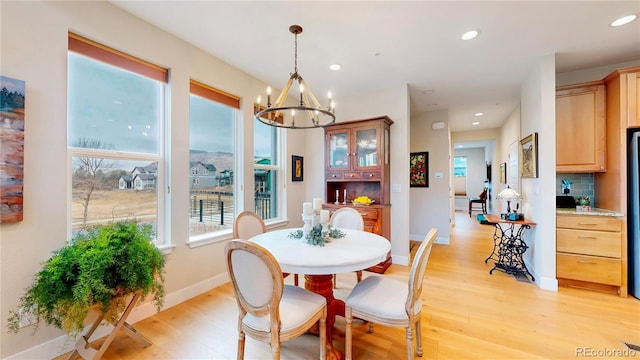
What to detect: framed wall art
<box><xmin>500</xmin><ymin>162</ymin><xmax>507</xmax><ymax>184</ymax></box>
<box><xmin>0</xmin><ymin>75</ymin><xmax>25</xmax><ymax>223</ymax></box>
<box><xmin>292</xmin><ymin>155</ymin><xmax>303</xmax><ymax>182</ymax></box>
<box><xmin>520</xmin><ymin>133</ymin><xmax>538</xmax><ymax>178</ymax></box>
<box><xmin>410</xmin><ymin>151</ymin><xmax>429</xmax><ymax>187</ymax></box>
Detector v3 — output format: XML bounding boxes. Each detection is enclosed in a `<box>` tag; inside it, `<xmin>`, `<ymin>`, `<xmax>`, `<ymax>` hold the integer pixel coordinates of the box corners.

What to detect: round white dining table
<box><xmin>249</xmin><ymin>228</ymin><xmax>391</xmax><ymax>275</ymax></box>
<box><xmin>249</xmin><ymin>227</ymin><xmax>391</xmax><ymax>360</ymax></box>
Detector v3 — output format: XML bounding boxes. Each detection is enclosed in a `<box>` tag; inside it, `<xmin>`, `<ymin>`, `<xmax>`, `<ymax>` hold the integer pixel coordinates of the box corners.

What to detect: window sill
<box><xmin>186</xmin><ymin>218</ymin><xmax>291</xmax><ymax>249</ymax></box>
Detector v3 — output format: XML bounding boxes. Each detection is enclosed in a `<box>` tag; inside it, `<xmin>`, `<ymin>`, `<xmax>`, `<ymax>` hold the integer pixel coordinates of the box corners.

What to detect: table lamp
<box><xmin>497</xmin><ymin>185</ymin><xmax>521</xmax><ymax>217</ymax></box>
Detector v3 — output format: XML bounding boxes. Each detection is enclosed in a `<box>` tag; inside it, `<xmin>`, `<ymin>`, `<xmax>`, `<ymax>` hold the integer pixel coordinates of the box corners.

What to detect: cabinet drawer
<box><xmin>556</xmin><ymin>229</ymin><xmax>621</xmax><ymax>258</ymax></box>
<box><xmin>557</xmin><ymin>253</ymin><xmax>621</xmax><ymax>285</ymax></box>
<box><xmin>354</xmin><ymin>208</ymin><xmax>379</xmax><ymax>220</ymax></box>
<box><xmin>556</xmin><ymin>216</ymin><xmax>622</xmax><ymax>232</ymax></box>
<box><xmin>344</xmin><ymin>172</ymin><xmax>361</xmax><ymax>180</ymax></box>
<box><xmin>360</xmin><ymin>172</ymin><xmax>381</xmax><ymax>180</ymax></box>
<box><xmin>326</xmin><ymin>172</ymin><xmax>343</xmax><ymax>180</ymax></box>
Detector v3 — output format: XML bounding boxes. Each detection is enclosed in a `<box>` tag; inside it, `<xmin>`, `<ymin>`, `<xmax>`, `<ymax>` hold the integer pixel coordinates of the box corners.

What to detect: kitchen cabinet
<box><xmin>556</xmin><ymin>214</ymin><xmax>626</xmax><ymax>296</ymax></box>
<box><xmin>323</xmin><ymin>116</ymin><xmax>393</xmax><ymax>273</ymax></box>
<box><xmin>595</xmin><ymin>66</ymin><xmax>640</xmax><ymax>214</ymax></box>
<box><xmin>556</xmin><ymin>81</ymin><xmax>606</xmax><ymax>172</ymax></box>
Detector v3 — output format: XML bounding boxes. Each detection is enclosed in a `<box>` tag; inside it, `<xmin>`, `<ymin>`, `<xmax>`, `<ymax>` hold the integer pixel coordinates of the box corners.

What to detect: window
<box><xmin>189</xmin><ymin>80</ymin><xmax>238</xmax><ymax>238</ymax></box>
<box><xmin>254</xmin><ymin>118</ymin><xmax>281</xmax><ymax>220</ymax></box>
<box><xmin>453</xmin><ymin>156</ymin><xmax>467</xmax><ymax>177</ymax></box>
<box><xmin>67</xmin><ymin>33</ymin><xmax>168</xmax><ymax>245</ymax></box>
<box><xmin>453</xmin><ymin>156</ymin><xmax>467</xmax><ymax>196</ymax></box>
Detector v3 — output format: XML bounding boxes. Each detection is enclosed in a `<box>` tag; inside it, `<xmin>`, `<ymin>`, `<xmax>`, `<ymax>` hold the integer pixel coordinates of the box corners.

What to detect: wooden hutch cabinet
<box><xmin>322</xmin><ymin>116</ymin><xmax>393</xmax><ymax>273</ymax></box>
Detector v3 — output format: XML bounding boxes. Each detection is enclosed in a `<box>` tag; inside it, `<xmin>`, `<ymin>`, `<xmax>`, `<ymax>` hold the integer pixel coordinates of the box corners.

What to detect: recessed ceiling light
<box><xmin>329</xmin><ymin>64</ymin><xmax>341</xmax><ymax>71</ymax></box>
<box><xmin>611</xmin><ymin>14</ymin><xmax>637</xmax><ymax>27</ymax></box>
<box><xmin>461</xmin><ymin>30</ymin><xmax>479</xmax><ymax>40</ymax></box>
<box><xmin>472</xmin><ymin>121</ymin><xmax>480</xmax><ymax>126</ymax></box>
<box><xmin>474</xmin><ymin>112</ymin><xmax>483</xmax><ymax>116</ymax></box>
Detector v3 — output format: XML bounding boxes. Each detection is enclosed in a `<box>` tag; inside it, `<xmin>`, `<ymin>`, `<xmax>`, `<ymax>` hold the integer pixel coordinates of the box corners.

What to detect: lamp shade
<box><xmin>497</xmin><ymin>186</ymin><xmax>521</xmax><ymax>201</ymax></box>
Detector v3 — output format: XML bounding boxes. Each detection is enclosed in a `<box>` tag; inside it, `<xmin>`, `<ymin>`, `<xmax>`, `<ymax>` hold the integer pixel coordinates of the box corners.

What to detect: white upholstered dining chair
<box><xmin>329</xmin><ymin>207</ymin><xmax>365</xmax><ymax>287</ymax></box>
<box><xmin>233</xmin><ymin>211</ymin><xmax>298</xmax><ymax>286</ymax></box>
<box><xmin>225</xmin><ymin>240</ymin><xmax>327</xmax><ymax>360</ymax></box>
<box><xmin>344</xmin><ymin>228</ymin><xmax>438</xmax><ymax>360</ymax></box>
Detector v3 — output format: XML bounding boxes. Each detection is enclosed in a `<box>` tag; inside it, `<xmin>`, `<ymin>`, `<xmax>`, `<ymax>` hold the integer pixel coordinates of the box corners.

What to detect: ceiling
<box><xmin>110</xmin><ymin>1</ymin><xmax>639</xmax><ymax>132</ymax></box>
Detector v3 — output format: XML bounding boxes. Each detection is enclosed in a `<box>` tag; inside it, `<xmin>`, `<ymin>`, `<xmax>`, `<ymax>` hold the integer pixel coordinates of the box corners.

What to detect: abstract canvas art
<box><xmin>0</xmin><ymin>75</ymin><xmax>25</xmax><ymax>222</ymax></box>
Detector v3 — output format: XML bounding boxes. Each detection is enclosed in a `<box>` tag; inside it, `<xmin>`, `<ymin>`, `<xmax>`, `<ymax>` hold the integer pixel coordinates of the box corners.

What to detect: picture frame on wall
<box><xmin>520</xmin><ymin>133</ymin><xmax>538</xmax><ymax>178</ymax></box>
<box><xmin>0</xmin><ymin>75</ymin><xmax>25</xmax><ymax>223</ymax></box>
<box><xmin>500</xmin><ymin>162</ymin><xmax>507</xmax><ymax>184</ymax></box>
<box><xmin>292</xmin><ymin>155</ymin><xmax>303</xmax><ymax>182</ymax></box>
<box><xmin>409</xmin><ymin>151</ymin><xmax>429</xmax><ymax>187</ymax></box>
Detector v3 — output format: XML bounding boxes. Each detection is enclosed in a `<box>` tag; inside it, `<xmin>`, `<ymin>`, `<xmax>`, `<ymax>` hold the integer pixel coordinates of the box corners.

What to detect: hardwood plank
<box><xmin>55</xmin><ymin>211</ymin><xmax>640</xmax><ymax>359</ymax></box>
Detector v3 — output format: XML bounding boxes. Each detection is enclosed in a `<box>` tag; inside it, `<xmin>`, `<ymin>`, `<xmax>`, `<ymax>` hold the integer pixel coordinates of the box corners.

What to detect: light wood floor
<box><xmin>56</xmin><ymin>212</ymin><xmax>640</xmax><ymax>359</ymax></box>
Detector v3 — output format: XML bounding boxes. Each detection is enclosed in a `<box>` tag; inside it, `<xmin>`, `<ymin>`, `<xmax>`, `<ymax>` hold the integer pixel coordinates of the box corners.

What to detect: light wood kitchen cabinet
<box><xmin>556</xmin><ymin>214</ymin><xmax>626</xmax><ymax>296</ymax></box>
<box><xmin>595</xmin><ymin>66</ymin><xmax>640</xmax><ymax>214</ymax></box>
<box><xmin>556</xmin><ymin>81</ymin><xmax>606</xmax><ymax>172</ymax></box>
<box><xmin>323</xmin><ymin>116</ymin><xmax>393</xmax><ymax>273</ymax></box>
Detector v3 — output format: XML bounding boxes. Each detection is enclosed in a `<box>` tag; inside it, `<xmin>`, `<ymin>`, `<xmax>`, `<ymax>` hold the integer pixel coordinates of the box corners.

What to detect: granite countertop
<box><xmin>556</xmin><ymin>208</ymin><xmax>624</xmax><ymax>217</ymax></box>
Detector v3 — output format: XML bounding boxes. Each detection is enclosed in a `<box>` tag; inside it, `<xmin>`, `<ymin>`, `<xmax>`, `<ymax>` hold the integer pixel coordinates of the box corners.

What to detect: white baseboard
<box><xmin>5</xmin><ymin>273</ymin><xmax>230</xmax><ymax>360</ymax></box>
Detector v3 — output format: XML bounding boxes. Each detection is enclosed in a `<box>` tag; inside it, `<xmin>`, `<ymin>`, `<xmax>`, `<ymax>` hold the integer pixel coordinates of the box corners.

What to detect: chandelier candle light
<box><xmin>255</xmin><ymin>25</ymin><xmax>336</xmax><ymax>129</ymax></box>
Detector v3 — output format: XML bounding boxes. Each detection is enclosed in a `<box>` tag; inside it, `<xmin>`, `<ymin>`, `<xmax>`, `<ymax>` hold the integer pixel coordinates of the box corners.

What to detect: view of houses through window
<box><xmin>67</xmin><ymin>35</ymin><xmax>168</xmax><ymax>244</ymax></box>
<box><xmin>188</xmin><ymin>85</ymin><xmax>237</xmax><ymax>237</ymax></box>
<box><xmin>254</xmin><ymin>118</ymin><xmax>280</xmax><ymax>220</ymax></box>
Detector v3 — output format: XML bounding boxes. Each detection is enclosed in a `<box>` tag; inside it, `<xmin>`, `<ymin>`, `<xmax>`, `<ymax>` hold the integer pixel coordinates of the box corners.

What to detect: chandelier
<box><xmin>254</xmin><ymin>25</ymin><xmax>336</xmax><ymax>129</ymax></box>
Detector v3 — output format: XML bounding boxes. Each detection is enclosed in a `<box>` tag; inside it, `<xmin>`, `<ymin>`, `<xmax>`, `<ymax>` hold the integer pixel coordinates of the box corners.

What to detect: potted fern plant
<box><xmin>7</xmin><ymin>220</ymin><xmax>165</xmax><ymax>337</ymax></box>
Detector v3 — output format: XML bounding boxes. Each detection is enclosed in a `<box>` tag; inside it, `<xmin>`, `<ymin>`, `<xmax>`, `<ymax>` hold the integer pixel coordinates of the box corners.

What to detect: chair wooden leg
<box><xmin>416</xmin><ymin>318</ymin><xmax>423</xmax><ymax>357</ymax></box>
<box><xmin>294</xmin><ymin>274</ymin><xmax>299</xmax><ymax>286</ymax></box>
<box><xmin>356</xmin><ymin>271</ymin><xmax>362</xmax><ymax>283</ymax></box>
<box><xmin>345</xmin><ymin>307</ymin><xmax>353</xmax><ymax>360</ymax></box>
<box><xmin>319</xmin><ymin>308</ymin><xmax>327</xmax><ymax>360</ymax></box>
<box><xmin>406</xmin><ymin>325</ymin><xmax>415</xmax><ymax>360</ymax></box>
<box><xmin>237</xmin><ymin>318</ymin><xmax>245</xmax><ymax>360</ymax></box>
<box><xmin>333</xmin><ymin>274</ymin><xmax>337</xmax><ymax>288</ymax></box>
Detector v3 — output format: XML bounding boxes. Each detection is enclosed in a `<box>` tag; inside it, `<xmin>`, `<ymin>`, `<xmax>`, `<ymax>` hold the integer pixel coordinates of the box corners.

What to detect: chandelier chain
<box><xmin>293</xmin><ymin>32</ymin><xmax>298</xmax><ymax>75</ymax></box>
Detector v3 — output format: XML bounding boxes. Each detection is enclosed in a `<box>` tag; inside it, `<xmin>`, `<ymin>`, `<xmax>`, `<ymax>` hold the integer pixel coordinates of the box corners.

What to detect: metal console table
<box><xmin>484</xmin><ymin>214</ymin><xmax>537</xmax><ymax>282</ymax></box>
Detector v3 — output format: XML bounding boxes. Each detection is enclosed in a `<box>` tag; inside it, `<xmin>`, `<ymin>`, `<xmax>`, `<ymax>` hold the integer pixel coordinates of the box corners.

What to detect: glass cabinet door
<box><xmin>328</xmin><ymin>130</ymin><xmax>349</xmax><ymax>169</ymax></box>
<box><xmin>354</xmin><ymin>127</ymin><xmax>378</xmax><ymax>169</ymax></box>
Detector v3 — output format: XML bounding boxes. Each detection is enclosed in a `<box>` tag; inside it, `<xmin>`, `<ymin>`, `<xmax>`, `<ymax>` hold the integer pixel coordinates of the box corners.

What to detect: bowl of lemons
<box><xmin>352</xmin><ymin>195</ymin><xmax>375</xmax><ymax>206</ymax></box>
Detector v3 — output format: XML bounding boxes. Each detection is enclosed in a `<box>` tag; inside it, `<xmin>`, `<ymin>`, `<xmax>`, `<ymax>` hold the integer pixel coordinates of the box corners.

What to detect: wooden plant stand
<box><xmin>67</xmin><ymin>292</ymin><xmax>151</xmax><ymax>360</ymax></box>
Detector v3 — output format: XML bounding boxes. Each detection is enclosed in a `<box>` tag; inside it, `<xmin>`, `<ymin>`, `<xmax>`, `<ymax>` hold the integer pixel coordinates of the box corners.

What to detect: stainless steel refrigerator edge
<box><xmin>629</xmin><ymin>130</ymin><xmax>640</xmax><ymax>299</ymax></box>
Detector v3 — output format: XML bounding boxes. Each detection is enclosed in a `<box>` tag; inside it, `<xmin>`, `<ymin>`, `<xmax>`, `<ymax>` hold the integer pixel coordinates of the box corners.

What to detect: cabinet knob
<box><xmin>332</xmin><ymin>174</ymin><xmax>337</xmax><ymax>178</ymax></box>
<box><xmin>368</xmin><ymin>173</ymin><xmax>373</xmax><ymax>177</ymax></box>
<box><xmin>350</xmin><ymin>174</ymin><xmax>354</xmax><ymax>178</ymax></box>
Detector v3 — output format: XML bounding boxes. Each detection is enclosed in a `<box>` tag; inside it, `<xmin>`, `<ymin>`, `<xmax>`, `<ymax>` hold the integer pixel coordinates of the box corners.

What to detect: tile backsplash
<box><xmin>556</xmin><ymin>173</ymin><xmax>595</xmax><ymax>204</ymax></box>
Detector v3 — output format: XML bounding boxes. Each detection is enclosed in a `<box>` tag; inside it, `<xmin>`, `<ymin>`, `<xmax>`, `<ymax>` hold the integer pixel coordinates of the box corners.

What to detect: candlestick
<box><xmin>303</xmin><ymin>202</ymin><xmax>312</xmax><ymax>215</ymax></box>
<box><xmin>312</xmin><ymin>198</ymin><xmax>322</xmax><ymax>212</ymax></box>
<box><xmin>320</xmin><ymin>209</ymin><xmax>330</xmax><ymax>224</ymax></box>
<box><xmin>335</xmin><ymin>190</ymin><xmax>340</xmax><ymax>204</ymax></box>
<box><xmin>343</xmin><ymin>189</ymin><xmax>347</xmax><ymax>205</ymax></box>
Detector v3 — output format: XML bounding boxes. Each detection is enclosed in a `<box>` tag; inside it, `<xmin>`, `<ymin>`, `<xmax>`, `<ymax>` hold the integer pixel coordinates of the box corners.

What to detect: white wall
<box><xmin>410</xmin><ymin>110</ymin><xmax>451</xmax><ymax>245</ymax></box>
<box><xmin>556</xmin><ymin>60</ymin><xmax>640</xmax><ymax>86</ymax></box>
<box><xmin>520</xmin><ymin>54</ymin><xmax>558</xmax><ymax>292</ymax></box>
<box><xmin>0</xmin><ymin>2</ymin><xmax>311</xmax><ymax>357</ymax></box>
<box><xmin>497</xmin><ymin>105</ymin><xmax>522</xmax><ymax>215</ymax></box>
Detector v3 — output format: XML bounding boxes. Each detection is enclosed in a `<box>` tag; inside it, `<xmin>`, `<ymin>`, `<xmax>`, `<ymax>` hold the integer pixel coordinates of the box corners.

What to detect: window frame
<box><xmin>187</xmin><ymin>79</ymin><xmax>240</xmax><ymax>247</ymax></box>
<box><xmin>253</xmin><ymin>105</ymin><xmax>286</xmax><ymax>226</ymax></box>
<box><xmin>66</xmin><ymin>33</ymin><xmax>171</xmax><ymax>251</ymax></box>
